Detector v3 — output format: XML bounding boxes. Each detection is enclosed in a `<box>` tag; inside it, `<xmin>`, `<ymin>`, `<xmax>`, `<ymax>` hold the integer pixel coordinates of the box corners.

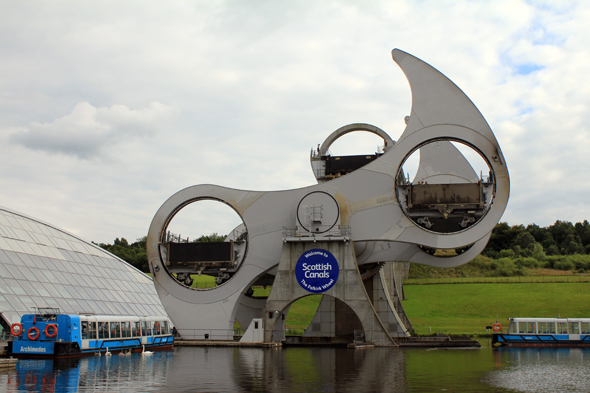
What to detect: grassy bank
<box><xmin>403</xmin><ymin>282</ymin><xmax>590</xmax><ymax>335</ymax></box>
<box><xmin>285</xmin><ymin>281</ymin><xmax>590</xmax><ymax>335</ymax></box>
<box><xmin>148</xmin><ymin>272</ymin><xmax>590</xmax><ymax>336</ymax></box>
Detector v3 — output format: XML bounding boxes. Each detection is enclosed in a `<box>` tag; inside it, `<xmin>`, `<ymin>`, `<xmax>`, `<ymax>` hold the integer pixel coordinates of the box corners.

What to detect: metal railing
<box><xmin>404</xmin><ymin>275</ymin><xmax>590</xmax><ymax>285</ymax></box>
<box><xmin>176</xmin><ymin>328</ymin><xmax>236</xmax><ymax>340</ymax></box>
<box><xmin>282</xmin><ymin>225</ymin><xmax>351</xmax><ymax>240</ymax></box>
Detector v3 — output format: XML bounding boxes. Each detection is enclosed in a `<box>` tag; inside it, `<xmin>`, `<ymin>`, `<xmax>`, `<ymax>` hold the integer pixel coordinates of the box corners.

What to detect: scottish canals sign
<box><xmin>295</xmin><ymin>249</ymin><xmax>339</xmax><ymax>293</ymax></box>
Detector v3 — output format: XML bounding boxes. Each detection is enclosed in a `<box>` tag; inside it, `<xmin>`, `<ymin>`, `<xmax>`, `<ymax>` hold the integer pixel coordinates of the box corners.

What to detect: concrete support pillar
<box><xmin>303</xmin><ymin>296</ymin><xmax>335</xmax><ymax>338</ymax></box>
<box><xmin>384</xmin><ymin>262</ymin><xmax>413</xmax><ymax>332</ymax></box>
<box><xmin>264</xmin><ymin>240</ymin><xmax>396</xmax><ymax>346</ymax></box>
<box><xmin>371</xmin><ymin>267</ymin><xmax>410</xmax><ymax>337</ymax></box>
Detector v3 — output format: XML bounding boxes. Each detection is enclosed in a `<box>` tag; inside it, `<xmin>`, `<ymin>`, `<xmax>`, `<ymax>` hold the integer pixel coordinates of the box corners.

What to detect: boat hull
<box><xmin>7</xmin><ymin>339</ymin><xmax>174</xmax><ymax>359</ymax></box>
<box><xmin>493</xmin><ymin>333</ymin><xmax>590</xmax><ymax>348</ymax></box>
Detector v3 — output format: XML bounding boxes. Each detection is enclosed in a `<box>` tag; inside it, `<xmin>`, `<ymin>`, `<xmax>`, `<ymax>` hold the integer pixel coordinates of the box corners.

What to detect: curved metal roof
<box><xmin>0</xmin><ymin>206</ymin><xmax>166</xmax><ymax>327</ymax></box>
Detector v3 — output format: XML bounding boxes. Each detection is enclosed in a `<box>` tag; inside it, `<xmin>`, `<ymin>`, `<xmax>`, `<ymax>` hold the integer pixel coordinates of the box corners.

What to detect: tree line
<box><xmin>96</xmin><ymin>233</ymin><xmax>226</xmax><ymax>273</ymax></box>
<box><xmin>410</xmin><ymin>220</ymin><xmax>590</xmax><ymax>278</ymax></box>
<box><xmin>484</xmin><ymin>220</ymin><xmax>590</xmax><ymax>259</ymax></box>
<box><xmin>98</xmin><ymin>220</ymin><xmax>590</xmax><ymax>275</ymax></box>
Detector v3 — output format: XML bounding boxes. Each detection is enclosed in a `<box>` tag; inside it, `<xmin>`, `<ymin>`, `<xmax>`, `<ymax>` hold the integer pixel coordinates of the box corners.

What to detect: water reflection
<box><xmin>487</xmin><ymin>347</ymin><xmax>590</xmax><ymax>392</ymax></box>
<box><xmin>1</xmin><ymin>342</ymin><xmax>590</xmax><ymax>392</ymax></box>
<box><xmin>230</xmin><ymin>347</ymin><xmax>406</xmax><ymax>392</ymax></box>
<box><xmin>1</xmin><ymin>352</ymin><xmax>173</xmax><ymax>392</ymax></box>
<box><xmin>1</xmin><ymin>348</ymin><xmax>408</xmax><ymax>393</ymax></box>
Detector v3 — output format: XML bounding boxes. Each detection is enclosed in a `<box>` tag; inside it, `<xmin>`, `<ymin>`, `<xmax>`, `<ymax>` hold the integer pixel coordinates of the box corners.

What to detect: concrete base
<box><xmin>0</xmin><ymin>358</ymin><xmax>18</xmax><ymax>369</ymax></box>
<box><xmin>264</xmin><ymin>240</ymin><xmax>397</xmax><ymax>346</ymax></box>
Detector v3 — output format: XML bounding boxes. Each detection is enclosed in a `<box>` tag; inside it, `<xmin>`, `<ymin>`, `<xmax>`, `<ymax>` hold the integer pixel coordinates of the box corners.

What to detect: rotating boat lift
<box><xmin>146</xmin><ymin>49</ymin><xmax>510</xmax><ymax>345</ymax></box>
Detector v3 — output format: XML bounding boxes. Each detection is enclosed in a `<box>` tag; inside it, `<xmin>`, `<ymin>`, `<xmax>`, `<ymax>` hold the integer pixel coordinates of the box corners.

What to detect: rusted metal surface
<box><xmin>324</xmin><ymin>155</ymin><xmax>380</xmax><ymax>177</ymax></box>
<box><xmin>167</xmin><ymin>241</ymin><xmax>233</xmax><ymax>266</ymax></box>
<box><xmin>409</xmin><ymin>183</ymin><xmax>482</xmax><ymax>207</ymax></box>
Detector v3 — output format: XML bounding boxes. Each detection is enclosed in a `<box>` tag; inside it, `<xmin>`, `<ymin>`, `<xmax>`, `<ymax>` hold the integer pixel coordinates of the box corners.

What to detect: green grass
<box><xmin>146</xmin><ymin>272</ymin><xmax>218</xmax><ymax>288</ymax></box>
<box><xmin>403</xmin><ymin>282</ymin><xmax>590</xmax><ymax>335</ymax></box>
<box><xmin>148</xmin><ymin>271</ymin><xmax>590</xmax><ymax>336</ymax></box>
<box><xmin>284</xmin><ymin>295</ymin><xmax>322</xmax><ymax>330</ymax></box>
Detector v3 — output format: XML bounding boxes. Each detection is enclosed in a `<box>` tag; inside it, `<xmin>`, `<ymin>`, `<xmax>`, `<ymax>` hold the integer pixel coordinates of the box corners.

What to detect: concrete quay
<box><xmin>0</xmin><ymin>358</ymin><xmax>18</xmax><ymax>369</ymax></box>
<box><xmin>174</xmin><ymin>340</ymin><xmax>281</xmax><ymax>348</ymax></box>
<box><xmin>398</xmin><ymin>336</ymin><xmax>481</xmax><ymax>348</ymax></box>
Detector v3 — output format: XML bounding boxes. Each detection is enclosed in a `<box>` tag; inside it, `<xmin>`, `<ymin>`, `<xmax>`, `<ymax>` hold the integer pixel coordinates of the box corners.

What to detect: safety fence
<box><xmin>404</xmin><ymin>275</ymin><xmax>590</xmax><ymax>285</ymax></box>
<box><xmin>285</xmin><ymin>328</ymin><xmax>306</xmax><ymax>336</ymax></box>
<box><xmin>176</xmin><ymin>328</ymin><xmax>236</xmax><ymax>340</ymax></box>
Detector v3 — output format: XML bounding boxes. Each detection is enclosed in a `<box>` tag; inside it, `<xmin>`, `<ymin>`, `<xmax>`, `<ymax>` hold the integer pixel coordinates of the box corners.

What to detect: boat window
<box><xmin>88</xmin><ymin>321</ymin><xmax>97</xmax><ymax>339</ymax></box>
<box><xmin>133</xmin><ymin>321</ymin><xmax>141</xmax><ymax>337</ymax></box>
<box><xmin>162</xmin><ymin>321</ymin><xmax>169</xmax><ymax>334</ymax></box>
<box><xmin>582</xmin><ymin>322</ymin><xmax>590</xmax><ymax>334</ymax></box>
<box><xmin>527</xmin><ymin>322</ymin><xmax>536</xmax><ymax>334</ymax></box>
<box><xmin>557</xmin><ymin>322</ymin><xmax>568</xmax><ymax>334</ymax></box>
<box><xmin>121</xmin><ymin>321</ymin><xmax>131</xmax><ymax>338</ymax></box>
<box><xmin>538</xmin><ymin>322</ymin><xmax>548</xmax><ymax>334</ymax></box>
<box><xmin>569</xmin><ymin>322</ymin><xmax>580</xmax><ymax>334</ymax></box>
<box><xmin>82</xmin><ymin>321</ymin><xmax>89</xmax><ymax>339</ymax></box>
<box><xmin>549</xmin><ymin>323</ymin><xmax>556</xmax><ymax>334</ymax></box>
<box><xmin>141</xmin><ymin>321</ymin><xmax>151</xmax><ymax>336</ymax></box>
<box><xmin>110</xmin><ymin>322</ymin><xmax>121</xmax><ymax>338</ymax></box>
<box><xmin>518</xmin><ymin>322</ymin><xmax>526</xmax><ymax>334</ymax></box>
<box><xmin>508</xmin><ymin>322</ymin><xmax>516</xmax><ymax>334</ymax></box>
<box><xmin>98</xmin><ymin>322</ymin><xmax>109</xmax><ymax>339</ymax></box>
<box><xmin>153</xmin><ymin>321</ymin><xmax>162</xmax><ymax>335</ymax></box>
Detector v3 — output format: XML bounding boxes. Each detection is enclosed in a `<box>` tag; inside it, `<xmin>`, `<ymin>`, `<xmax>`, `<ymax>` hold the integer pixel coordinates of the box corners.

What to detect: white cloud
<box><xmin>1</xmin><ymin>0</ymin><xmax>590</xmax><ymax>243</ymax></box>
<box><xmin>9</xmin><ymin>101</ymin><xmax>176</xmax><ymax>159</ymax></box>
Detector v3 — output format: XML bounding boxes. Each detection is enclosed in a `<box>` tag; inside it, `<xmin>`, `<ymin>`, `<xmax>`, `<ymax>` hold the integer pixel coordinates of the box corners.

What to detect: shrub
<box><xmin>546</xmin><ymin>245</ymin><xmax>560</xmax><ymax>256</ymax></box>
<box><xmin>569</xmin><ymin>254</ymin><xmax>590</xmax><ymax>272</ymax></box>
<box><xmin>514</xmin><ymin>257</ymin><xmax>539</xmax><ymax>268</ymax></box>
<box><xmin>498</xmin><ymin>249</ymin><xmax>516</xmax><ymax>259</ymax></box>
<box><xmin>554</xmin><ymin>259</ymin><xmax>574</xmax><ymax>271</ymax></box>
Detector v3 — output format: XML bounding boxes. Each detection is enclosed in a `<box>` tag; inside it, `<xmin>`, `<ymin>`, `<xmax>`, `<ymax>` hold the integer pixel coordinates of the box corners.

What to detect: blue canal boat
<box><xmin>492</xmin><ymin>317</ymin><xmax>590</xmax><ymax>347</ymax></box>
<box><xmin>7</xmin><ymin>308</ymin><xmax>174</xmax><ymax>358</ymax></box>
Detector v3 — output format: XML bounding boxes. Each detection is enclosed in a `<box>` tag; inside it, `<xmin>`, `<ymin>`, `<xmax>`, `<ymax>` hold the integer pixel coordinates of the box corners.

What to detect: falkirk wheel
<box><xmin>146</xmin><ymin>49</ymin><xmax>510</xmax><ymax>345</ymax></box>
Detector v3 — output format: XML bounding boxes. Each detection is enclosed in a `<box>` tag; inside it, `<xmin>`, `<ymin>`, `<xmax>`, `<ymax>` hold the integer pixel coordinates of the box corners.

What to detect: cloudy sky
<box><xmin>1</xmin><ymin>0</ymin><xmax>589</xmax><ymax>244</ymax></box>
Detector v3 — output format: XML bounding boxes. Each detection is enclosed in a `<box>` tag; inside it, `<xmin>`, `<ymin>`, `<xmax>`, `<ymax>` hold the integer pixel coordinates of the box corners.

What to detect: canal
<box><xmin>2</xmin><ymin>339</ymin><xmax>590</xmax><ymax>392</ymax></box>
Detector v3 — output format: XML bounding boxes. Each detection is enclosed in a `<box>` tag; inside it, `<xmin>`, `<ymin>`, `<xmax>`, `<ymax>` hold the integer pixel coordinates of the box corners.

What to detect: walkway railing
<box><xmin>177</xmin><ymin>328</ymin><xmax>236</xmax><ymax>340</ymax></box>
<box><xmin>404</xmin><ymin>275</ymin><xmax>590</xmax><ymax>285</ymax></box>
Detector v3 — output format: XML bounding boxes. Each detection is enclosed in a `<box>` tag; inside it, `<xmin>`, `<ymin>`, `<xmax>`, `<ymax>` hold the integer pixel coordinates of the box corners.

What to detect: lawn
<box><xmin>403</xmin><ymin>282</ymin><xmax>590</xmax><ymax>335</ymax></box>
<box><xmin>147</xmin><ymin>272</ymin><xmax>590</xmax><ymax>336</ymax></box>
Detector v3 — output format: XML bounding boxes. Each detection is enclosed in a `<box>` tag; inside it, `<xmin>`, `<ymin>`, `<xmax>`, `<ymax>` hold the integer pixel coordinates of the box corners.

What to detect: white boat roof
<box><xmin>510</xmin><ymin>317</ymin><xmax>590</xmax><ymax>322</ymax></box>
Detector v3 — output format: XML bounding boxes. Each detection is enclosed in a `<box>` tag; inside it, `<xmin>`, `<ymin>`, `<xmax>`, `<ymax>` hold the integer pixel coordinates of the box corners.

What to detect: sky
<box><xmin>1</xmin><ymin>0</ymin><xmax>590</xmax><ymax>244</ymax></box>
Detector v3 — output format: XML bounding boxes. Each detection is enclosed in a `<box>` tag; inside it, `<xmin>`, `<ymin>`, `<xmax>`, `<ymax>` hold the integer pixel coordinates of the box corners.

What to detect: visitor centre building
<box><xmin>0</xmin><ymin>206</ymin><xmax>167</xmax><ymax>333</ymax></box>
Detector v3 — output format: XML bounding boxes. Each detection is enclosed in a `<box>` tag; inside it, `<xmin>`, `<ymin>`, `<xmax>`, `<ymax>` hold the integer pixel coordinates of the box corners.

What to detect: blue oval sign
<box><xmin>295</xmin><ymin>249</ymin><xmax>339</xmax><ymax>293</ymax></box>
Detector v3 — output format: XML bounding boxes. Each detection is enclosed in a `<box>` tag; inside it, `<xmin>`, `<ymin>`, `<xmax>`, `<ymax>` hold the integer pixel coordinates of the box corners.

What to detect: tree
<box><xmin>191</xmin><ymin>233</ymin><xmax>227</xmax><ymax>243</ymax></box>
<box><xmin>484</xmin><ymin>223</ymin><xmax>522</xmax><ymax>254</ymax></box>
<box><xmin>98</xmin><ymin>237</ymin><xmax>149</xmax><ymax>273</ymax></box>
<box><xmin>515</xmin><ymin>231</ymin><xmax>535</xmax><ymax>250</ymax></box>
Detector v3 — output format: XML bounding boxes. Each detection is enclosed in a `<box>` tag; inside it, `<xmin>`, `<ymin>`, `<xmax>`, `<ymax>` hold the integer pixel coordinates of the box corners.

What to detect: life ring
<box><xmin>28</xmin><ymin>326</ymin><xmax>40</xmax><ymax>340</ymax></box>
<box><xmin>493</xmin><ymin>323</ymin><xmax>502</xmax><ymax>332</ymax></box>
<box><xmin>10</xmin><ymin>323</ymin><xmax>23</xmax><ymax>336</ymax></box>
<box><xmin>44</xmin><ymin>324</ymin><xmax>58</xmax><ymax>338</ymax></box>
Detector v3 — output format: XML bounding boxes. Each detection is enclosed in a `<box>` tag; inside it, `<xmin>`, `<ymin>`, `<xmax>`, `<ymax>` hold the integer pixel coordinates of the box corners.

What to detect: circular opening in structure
<box><xmin>396</xmin><ymin>139</ymin><xmax>494</xmax><ymax>234</ymax></box>
<box><xmin>326</xmin><ymin>131</ymin><xmax>388</xmax><ymax>156</ymax></box>
<box><xmin>162</xmin><ymin>199</ymin><xmax>247</xmax><ymax>290</ymax></box>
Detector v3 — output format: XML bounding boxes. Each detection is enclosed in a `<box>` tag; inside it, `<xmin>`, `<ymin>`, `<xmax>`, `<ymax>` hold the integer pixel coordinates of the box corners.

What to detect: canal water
<box><xmin>2</xmin><ymin>339</ymin><xmax>590</xmax><ymax>392</ymax></box>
